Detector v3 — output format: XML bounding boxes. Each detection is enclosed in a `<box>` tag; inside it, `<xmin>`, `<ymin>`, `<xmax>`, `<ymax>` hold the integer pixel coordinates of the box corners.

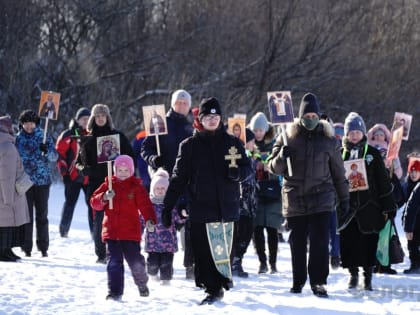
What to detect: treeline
<box><xmin>0</xmin><ymin>0</ymin><xmax>418</xmax><ymax>158</ymax></box>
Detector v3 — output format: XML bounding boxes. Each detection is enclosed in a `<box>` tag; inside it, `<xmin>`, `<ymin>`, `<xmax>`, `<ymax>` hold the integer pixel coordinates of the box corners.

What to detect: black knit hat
<box><xmin>298</xmin><ymin>93</ymin><xmax>320</xmax><ymax>118</ymax></box>
<box><xmin>75</xmin><ymin>107</ymin><xmax>91</xmax><ymax>120</ymax></box>
<box><xmin>19</xmin><ymin>109</ymin><xmax>40</xmax><ymax>125</ymax></box>
<box><xmin>198</xmin><ymin>97</ymin><xmax>222</xmax><ymax>120</ymax></box>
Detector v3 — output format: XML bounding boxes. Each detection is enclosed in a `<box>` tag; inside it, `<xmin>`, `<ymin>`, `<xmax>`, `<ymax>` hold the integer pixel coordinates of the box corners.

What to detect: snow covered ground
<box><xmin>0</xmin><ymin>183</ymin><xmax>419</xmax><ymax>315</ymax></box>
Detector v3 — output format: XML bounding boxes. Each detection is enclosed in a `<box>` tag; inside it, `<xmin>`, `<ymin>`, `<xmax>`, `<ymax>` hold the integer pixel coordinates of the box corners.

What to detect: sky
<box><xmin>0</xmin><ymin>184</ymin><xmax>419</xmax><ymax>315</ymax></box>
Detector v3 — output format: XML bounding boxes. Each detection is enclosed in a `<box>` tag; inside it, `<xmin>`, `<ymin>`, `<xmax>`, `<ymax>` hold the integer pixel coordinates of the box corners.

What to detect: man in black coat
<box><xmin>161</xmin><ymin>97</ymin><xmax>253</xmax><ymax>305</ymax></box>
<box><xmin>76</xmin><ymin>104</ymin><xmax>134</xmax><ymax>263</ymax></box>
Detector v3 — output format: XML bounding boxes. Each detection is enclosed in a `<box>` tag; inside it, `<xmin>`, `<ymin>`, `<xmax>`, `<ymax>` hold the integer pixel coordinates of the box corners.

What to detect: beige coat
<box><xmin>0</xmin><ymin>132</ymin><xmax>30</xmax><ymax>227</ymax></box>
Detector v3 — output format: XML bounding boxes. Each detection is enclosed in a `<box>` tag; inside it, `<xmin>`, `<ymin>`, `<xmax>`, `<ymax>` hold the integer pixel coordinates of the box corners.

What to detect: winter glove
<box><xmin>63</xmin><ymin>175</ymin><xmax>72</xmax><ymax>185</ymax></box>
<box><xmin>161</xmin><ymin>206</ymin><xmax>172</xmax><ymax>228</ymax></box>
<box><xmin>279</xmin><ymin>146</ymin><xmax>294</xmax><ymax>160</ymax></box>
<box><xmin>227</xmin><ymin>167</ymin><xmax>240</xmax><ymax>181</ymax></box>
<box><xmin>145</xmin><ymin>220</ymin><xmax>155</xmax><ymax>233</ymax></box>
<box><xmin>337</xmin><ymin>199</ymin><xmax>353</xmax><ymax>232</ymax></box>
<box><xmin>152</xmin><ymin>155</ymin><xmax>164</xmax><ymax>168</ymax></box>
<box><xmin>103</xmin><ymin>190</ymin><xmax>115</xmax><ymax>201</ymax></box>
<box><xmin>39</xmin><ymin>143</ymin><xmax>48</xmax><ymax>154</ymax></box>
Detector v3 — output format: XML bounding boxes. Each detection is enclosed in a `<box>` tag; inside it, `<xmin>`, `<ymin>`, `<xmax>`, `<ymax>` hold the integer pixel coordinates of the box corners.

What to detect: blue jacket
<box><xmin>16</xmin><ymin>126</ymin><xmax>58</xmax><ymax>186</ymax></box>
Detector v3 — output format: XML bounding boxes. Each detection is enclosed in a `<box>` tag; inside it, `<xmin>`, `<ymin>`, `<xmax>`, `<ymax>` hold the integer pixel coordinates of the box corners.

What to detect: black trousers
<box><xmin>22</xmin><ymin>185</ymin><xmax>50</xmax><ymax>253</ymax></box>
<box><xmin>147</xmin><ymin>252</ymin><xmax>174</xmax><ymax>280</ymax></box>
<box><xmin>183</xmin><ymin>219</ymin><xmax>194</xmax><ymax>268</ymax></box>
<box><xmin>232</xmin><ymin>215</ymin><xmax>254</xmax><ymax>260</ymax></box>
<box><xmin>190</xmin><ymin>222</ymin><xmax>231</xmax><ymax>295</ymax></box>
<box><xmin>287</xmin><ymin>211</ymin><xmax>330</xmax><ymax>287</ymax></box>
<box><xmin>86</xmin><ymin>181</ymin><xmax>106</xmax><ymax>260</ymax></box>
<box><xmin>59</xmin><ymin>180</ymin><xmax>88</xmax><ymax>236</ymax></box>
<box><xmin>254</xmin><ymin>225</ymin><xmax>278</xmax><ymax>265</ymax></box>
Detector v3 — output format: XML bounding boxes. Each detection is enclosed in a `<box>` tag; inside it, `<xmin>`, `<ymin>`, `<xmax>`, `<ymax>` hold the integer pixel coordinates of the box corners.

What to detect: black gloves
<box><xmin>337</xmin><ymin>199</ymin><xmax>353</xmax><ymax>231</ymax></box>
<box><xmin>279</xmin><ymin>146</ymin><xmax>293</xmax><ymax>160</ymax></box>
<box><xmin>63</xmin><ymin>175</ymin><xmax>72</xmax><ymax>185</ymax></box>
<box><xmin>40</xmin><ymin>143</ymin><xmax>48</xmax><ymax>154</ymax></box>
<box><xmin>161</xmin><ymin>207</ymin><xmax>172</xmax><ymax>228</ymax></box>
<box><xmin>152</xmin><ymin>155</ymin><xmax>164</xmax><ymax>168</ymax></box>
<box><xmin>228</xmin><ymin>167</ymin><xmax>240</xmax><ymax>181</ymax></box>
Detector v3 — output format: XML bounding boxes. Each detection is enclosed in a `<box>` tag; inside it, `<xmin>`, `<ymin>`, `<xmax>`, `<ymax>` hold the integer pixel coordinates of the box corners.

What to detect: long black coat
<box><xmin>141</xmin><ymin>108</ymin><xmax>193</xmax><ymax>175</ymax></box>
<box><xmin>341</xmin><ymin>138</ymin><xmax>397</xmax><ymax>234</ymax></box>
<box><xmin>163</xmin><ymin>127</ymin><xmax>253</xmax><ymax>223</ymax></box>
<box><xmin>340</xmin><ymin>137</ymin><xmax>396</xmax><ymax>268</ymax></box>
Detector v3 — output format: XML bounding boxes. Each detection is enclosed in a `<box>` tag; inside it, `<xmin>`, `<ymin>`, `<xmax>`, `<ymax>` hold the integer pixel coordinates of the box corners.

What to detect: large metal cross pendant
<box><xmin>225</xmin><ymin>146</ymin><xmax>241</xmax><ymax>168</ymax></box>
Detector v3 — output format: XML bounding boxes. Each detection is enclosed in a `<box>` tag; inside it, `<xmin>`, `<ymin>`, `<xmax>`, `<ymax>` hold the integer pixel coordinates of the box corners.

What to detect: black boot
<box><xmin>258</xmin><ymin>262</ymin><xmax>268</xmax><ymax>274</ymax></box>
<box><xmin>0</xmin><ymin>249</ymin><xmax>17</xmax><ymax>262</ymax></box>
<box><xmin>363</xmin><ymin>266</ymin><xmax>373</xmax><ymax>291</ymax></box>
<box><xmin>348</xmin><ymin>266</ymin><xmax>359</xmax><ymax>289</ymax></box>
<box><xmin>200</xmin><ymin>288</ymin><xmax>224</xmax><ymax>305</ymax></box>
<box><xmin>231</xmin><ymin>257</ymin><xmax>248</xmax><ymax>278</ymax></box>
<box><xmin>6</xmin><ymin>249</ymin><xmax>21</xmax><ymax>260</ymax></box>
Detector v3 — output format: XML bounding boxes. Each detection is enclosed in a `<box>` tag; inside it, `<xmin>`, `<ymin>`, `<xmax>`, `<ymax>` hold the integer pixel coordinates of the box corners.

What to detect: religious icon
<box><xmin>267</xmin><ymin>91</ymin><xmax>294</xmax><ymax>125</ymax></box>
<box><xmin>344</xmin><ymin>159</ymin><xmax>369</xmax><ymax>192</ymax></box>
<box><xmin>391</xmin><ymin>112</ymin><xmax>412</xmax><ymax>141</ymax></box>
<box><xmin>39</xmin><ymin>91</ymin><xmax>60</xmax><ymax>120</ymax></box>
<box><xmin>386</xmin><ymin>125</ymin><xmax>404</xmax><ymax>162</ymax></box>
<box><xmin>96</xmin><ymin>134</ymin><xmax>121</xmax><ymax>163</ymax></box>
<box><xmin>142</xmin><ymin>105</ymin><xmax>168</xmax><ymax>136</ymax></box>
<box><xmin>228</xmin><ymin>116</ymin><xmax>246</xmax><ymax>144</ymax></box>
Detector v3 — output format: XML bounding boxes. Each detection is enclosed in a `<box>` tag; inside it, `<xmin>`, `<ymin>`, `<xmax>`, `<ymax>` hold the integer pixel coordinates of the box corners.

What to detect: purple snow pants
<box><xmin>106</xmin><ymin>240</ymin><xmax>148</xmax><ymax>296</ymax></box>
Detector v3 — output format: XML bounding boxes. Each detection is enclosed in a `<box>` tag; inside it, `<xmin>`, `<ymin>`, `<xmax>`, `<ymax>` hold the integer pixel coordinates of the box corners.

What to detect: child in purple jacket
<box><xmin>144</xmin><ymin>168</ymin><xmax>184</xmax><ymax>284</ymax></box>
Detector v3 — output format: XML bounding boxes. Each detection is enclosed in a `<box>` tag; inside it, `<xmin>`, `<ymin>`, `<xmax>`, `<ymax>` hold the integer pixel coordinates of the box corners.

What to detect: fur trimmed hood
<box><xmin>285</xmin><ymin>118</ymin><xmax>334</xmax><ymax>140</ymax></box>
<box><xmin>367</xmin><ymin>123</ymin><xmax>391</xmax><ymax>150</ymax></box>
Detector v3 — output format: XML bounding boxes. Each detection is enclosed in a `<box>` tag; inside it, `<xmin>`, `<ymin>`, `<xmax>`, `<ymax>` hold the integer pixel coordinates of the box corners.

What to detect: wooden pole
<box><xmin>107</xmin><ymin>160</ymin><xmax>113</xmax><ymax>209</ymax></box>
<box><xmin>280</xmin><ymin>124</ymin><xmax>293</xmax><ymax>177</ymax></box>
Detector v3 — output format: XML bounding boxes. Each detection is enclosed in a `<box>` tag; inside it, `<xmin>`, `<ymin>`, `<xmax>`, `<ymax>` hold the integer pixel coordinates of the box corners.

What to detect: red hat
<box><xmin>408</xmin><ymin>159</ymin><xmax>420</xmax><ymax>173</ymax></box>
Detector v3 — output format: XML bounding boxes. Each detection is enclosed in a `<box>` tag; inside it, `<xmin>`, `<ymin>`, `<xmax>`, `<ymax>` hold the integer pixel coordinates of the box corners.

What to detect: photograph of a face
<box><xmin>228</xmin><ymin>116</ymin><xmax>246</xmax><ymax>144</ymax></box>
<box><xmin>267</xmin><ymin>91</ymin><xmax>294</xmax><ymax>124</ymax></box>
<box><xmin>142</xmin><ymin>104</ymin><xmax>168</xmax><ymax>136</ymax></box>
<box><xmin>39</xmin><ymin>91</ymin><xmax>60</xmax><ymax>120</ymax></box>
<box><xmin>96</xmin><ymin>134</ymin><xmax>121</xmax><ymax>163</ymax></box>
<box><xmin>391</xmin><ymin>112</ymin><xmax>412</xmax><ymax>141</ymax></box>
<box><xmin>344</xmin><ymin>159</ymin><xmax>369</xmax><ymax>192</ymax></box>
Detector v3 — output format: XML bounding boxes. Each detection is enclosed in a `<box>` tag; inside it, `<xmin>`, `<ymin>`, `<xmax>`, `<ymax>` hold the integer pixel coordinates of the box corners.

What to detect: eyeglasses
<box><xmin>202</xmin><ymin>114</ymin><xmax>220</xmax><ymax>122</ymax></box>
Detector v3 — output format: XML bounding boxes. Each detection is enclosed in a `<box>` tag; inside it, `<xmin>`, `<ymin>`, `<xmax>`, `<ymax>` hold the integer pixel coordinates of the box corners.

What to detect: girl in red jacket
<box><xmin>90</xmin><ymin>155</ymin><xmax>157</xmax><ymax>301</ymax></box>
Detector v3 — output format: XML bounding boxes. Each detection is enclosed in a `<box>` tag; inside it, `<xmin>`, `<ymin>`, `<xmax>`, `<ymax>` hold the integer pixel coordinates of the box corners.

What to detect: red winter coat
<box><xmin>55</xmin><ymin>119</ymin><xmax>89</xmax><ymax>184</ymax></box>
<box><xmin>90</xmin><ymin>176</ymin><xmax>156</xmax><ymax>242</ymax></box>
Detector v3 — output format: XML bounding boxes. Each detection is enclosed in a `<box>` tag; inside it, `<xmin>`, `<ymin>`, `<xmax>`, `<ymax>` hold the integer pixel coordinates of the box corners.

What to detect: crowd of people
<box><xmin>0</xmin><ymin>90</ymin><xmax>418</xmax><ymax>305</ymax></box>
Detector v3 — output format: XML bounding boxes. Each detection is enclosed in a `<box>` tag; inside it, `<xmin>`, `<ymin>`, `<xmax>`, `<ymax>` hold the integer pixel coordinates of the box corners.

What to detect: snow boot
<box><xmin>363</xmin><ymin>266</ymin><xmax>373</xmax><ymax>291</ymax></box>
<box><xmin>348</xmin><ymin>266</ymin><xmax>358</xmax><ymax>289</ymax></box>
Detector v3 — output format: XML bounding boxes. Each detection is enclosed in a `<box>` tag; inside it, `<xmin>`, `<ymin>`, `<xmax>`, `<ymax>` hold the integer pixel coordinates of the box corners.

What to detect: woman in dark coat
<box><xmin>161</xmin><ymin>97</ymin><xmax>253</xmax><ymax>305</ymax></box>
<box><xmin>249</xmin><ymin>112</ymin><xmax>283</xmax><ymax>274</ymax></box>
<box><xmin>340</xmin><ymin>112</ymin><xmax>396</xmax><ymax>291</ymax></box>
